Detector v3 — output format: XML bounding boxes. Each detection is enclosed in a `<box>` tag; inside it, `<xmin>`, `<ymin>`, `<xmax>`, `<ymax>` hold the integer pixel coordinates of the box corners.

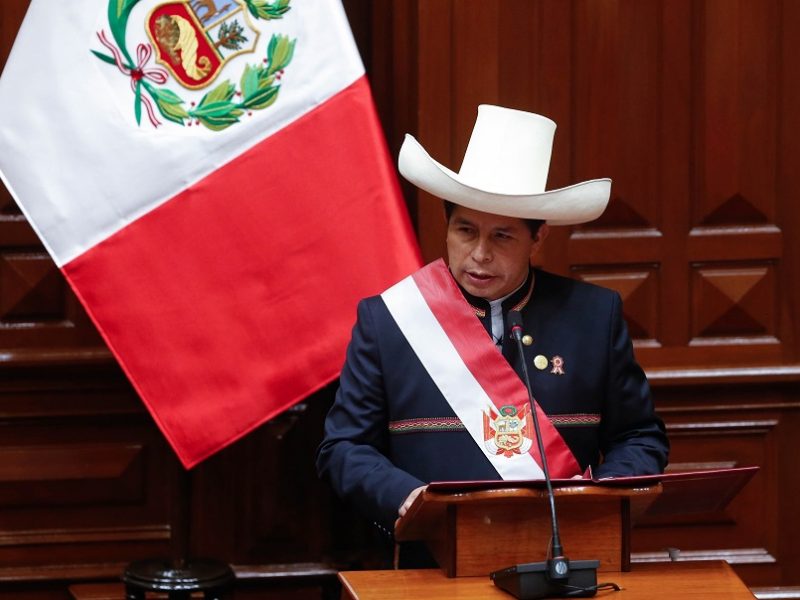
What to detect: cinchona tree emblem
<box><xmin>92</xmin><ymin>0</ymin><xmax>296</xmax><ymax>130</ymax></box>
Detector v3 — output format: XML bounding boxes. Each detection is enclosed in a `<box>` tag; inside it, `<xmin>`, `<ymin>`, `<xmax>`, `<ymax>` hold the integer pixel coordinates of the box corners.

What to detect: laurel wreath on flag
<box><xmin>92</xmin><ymin>0</ymin><xmax>295</xmax><ymax>130</ymax></box>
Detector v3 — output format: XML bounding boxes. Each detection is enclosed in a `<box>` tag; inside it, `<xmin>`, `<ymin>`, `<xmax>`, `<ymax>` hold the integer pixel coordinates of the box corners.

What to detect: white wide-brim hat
<box><xmin>398</xmin><ymin>105</ymin><xmax>611</xmax><ymax>225</ymax></box>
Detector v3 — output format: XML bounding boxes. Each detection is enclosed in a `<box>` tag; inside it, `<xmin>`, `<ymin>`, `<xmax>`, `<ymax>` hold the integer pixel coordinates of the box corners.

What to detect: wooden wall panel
<box><xmin>690</xmin><ymin>262</ymin><xmax>778</xmax><ymax>341</ymax></box>
<box><xmin>414</xmin><ymin>0</ymin><xmax>453</xmax><ymax>262</ymax></box>
<box><xmin>1</xmin><ymin>0</ymin><xmax>800</xmax><ymax>598</ymax></box>
<box><xmin>637</xmin><ymin>417</ymin><xmax>778</xmax><ymax>554</ymax></box>
<box><xmin>0</xmin><ymin>366</ymin><xmax>179</xmax><ymax>583</ymax></box>
<box><xmin>0</xmin><ymin>365</ymin><xmax>347</xmax><ymax>598</ymax></box>
<box><xmin>0</xmin><ymin>0</ymin><xmax>109</xmax><ymax>365</ymax></box>
<box><xmin>575</xmin><ymin>266</ymin><xmax>660</xmax><ymax>344</ymax></box>
<box><xmin>694</xmin><ymin>0</ymin><xmax>778</xmax><ymax>228</ymax></box>
<box><xmin>573</xmin><ymin>0</ymin><xmax>662</xmax><ymax>230</ymax></box>
<box><xmin>187</xmin><ymin>397</ymin><xmax>339</xmax><ymax>565</ymax></box>
<box><xmin>389</xmin><ymin>0</ymin><xmax>798</xmax><ymax>371</ymax></box>
<box><xmin>637</xmin><ymin>382</ymin><xmax>800</xmax><ymax>587</ymax></box>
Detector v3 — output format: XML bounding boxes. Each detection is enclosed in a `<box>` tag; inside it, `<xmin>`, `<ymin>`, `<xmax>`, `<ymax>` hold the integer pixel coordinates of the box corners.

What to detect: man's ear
<box><xmin>535</xmin><ymin>223</ymin><xmax>550</xmax><ymax>244</ymax></box>
<box><xmin>533</xmin><ymin>223</ymin><xmax>549</xmax><ymax>248</ymax></box>
<box><xmin>529</xmin><ymin>223</ymin><xmax>549</xmax><ymax>262</ymax></box>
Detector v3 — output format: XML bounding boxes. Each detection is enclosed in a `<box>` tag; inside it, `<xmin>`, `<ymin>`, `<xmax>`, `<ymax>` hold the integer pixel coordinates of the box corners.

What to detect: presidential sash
<box><xmin>381</xmin><ymin>259</ymin><xmax>581</xmax><ymax>480</ymax></box>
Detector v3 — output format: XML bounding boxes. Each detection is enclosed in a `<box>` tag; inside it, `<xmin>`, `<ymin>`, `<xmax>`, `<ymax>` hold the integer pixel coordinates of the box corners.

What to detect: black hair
<box><xmin>443</xmin><ymin>201</ymin><xmax>545</xmax><ymax>238</ymax></box>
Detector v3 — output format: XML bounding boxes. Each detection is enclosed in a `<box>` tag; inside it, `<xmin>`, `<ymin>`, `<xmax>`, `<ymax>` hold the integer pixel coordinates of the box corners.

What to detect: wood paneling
<box><xmin>0</xmin><ymin>366</ymin><xmax>177</xmax><ymax>576</ymax></box>
<box><xmin>0</xmin><ymin>0</ymin><xmax>107</xmax><ymax>362</ymax></box>
<box><xmin>640</xmin><ymin>380</ymin><xmax>800</xmax><ymax>587</ymax></box>
<box><xmin>575</xmin><ymin>266</ymin><xmax>660</xmax><ymax>343</ymax></box>
<box><xmin>0</xmin><ymin>363</ymin><xmax>350</xmax><ymax>598</ymax></box>
<box><xmin>1</xmin><ymin>0</ymin><xmax>799</xmax><ymax>597</ymax></box>
<box><xmin>377</xmin><ymin>0</ymin><xmax>798</xmax><ymax>371</ymax></box>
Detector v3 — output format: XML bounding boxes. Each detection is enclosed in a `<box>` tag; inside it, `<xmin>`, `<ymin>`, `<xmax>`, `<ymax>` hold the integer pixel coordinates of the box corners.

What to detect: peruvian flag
<box><xmin>0</xmin><ymin>0</ymin><xmax>421</xmax><ymax>467</ymax></box>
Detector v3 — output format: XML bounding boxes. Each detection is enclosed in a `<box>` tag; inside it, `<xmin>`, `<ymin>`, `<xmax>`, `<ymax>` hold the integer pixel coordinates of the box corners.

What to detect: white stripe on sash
<box><xmin>382</xmin><ymin>276</ymin><xmax>545</xmax><ymax>480</ymax></box>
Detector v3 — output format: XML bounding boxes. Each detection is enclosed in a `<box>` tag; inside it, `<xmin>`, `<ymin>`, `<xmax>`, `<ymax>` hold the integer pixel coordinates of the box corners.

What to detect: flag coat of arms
<box><xmin>0</xmin><ymin>0</ymin><xmax>421</xmax><ymax>467</ymax></box>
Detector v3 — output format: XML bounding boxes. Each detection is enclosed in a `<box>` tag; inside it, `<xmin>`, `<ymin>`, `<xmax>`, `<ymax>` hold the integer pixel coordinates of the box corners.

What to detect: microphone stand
<box><xmin>490</xmin><ymin>311</ymin><xmax>602</xmax><ymax>599</ymax></box>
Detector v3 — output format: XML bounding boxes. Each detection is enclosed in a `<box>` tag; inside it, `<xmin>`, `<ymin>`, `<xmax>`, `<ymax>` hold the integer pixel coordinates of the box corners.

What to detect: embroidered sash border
<box><xmin>389</xmin><ymin>417</ymin><xmax>466</xmax><ymax>434</ymax></box>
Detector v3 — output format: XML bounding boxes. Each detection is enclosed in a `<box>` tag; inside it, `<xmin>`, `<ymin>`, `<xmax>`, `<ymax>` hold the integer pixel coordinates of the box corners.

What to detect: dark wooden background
<box><xmin>1</xmin><ymin>1</ymin><xmax>799</xmax><ymax>598</ymax></box>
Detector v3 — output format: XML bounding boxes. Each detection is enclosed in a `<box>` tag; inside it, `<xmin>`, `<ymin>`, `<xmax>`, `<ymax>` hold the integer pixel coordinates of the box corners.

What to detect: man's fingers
<box><xmin>398</xmin><ymin>485</ymin><xmax>426</xmax><ymax>518</ymax></box>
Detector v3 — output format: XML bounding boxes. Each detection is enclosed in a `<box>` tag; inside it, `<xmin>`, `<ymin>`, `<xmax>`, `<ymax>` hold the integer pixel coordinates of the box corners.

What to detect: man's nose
<box><xmin>471</xmin><ymin>238</ymin><xmax>492</xmax><ymax>262</ymax></box>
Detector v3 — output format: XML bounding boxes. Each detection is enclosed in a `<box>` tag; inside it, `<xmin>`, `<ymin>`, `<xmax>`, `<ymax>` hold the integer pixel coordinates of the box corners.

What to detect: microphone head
<box><xmin>507</xmin><ymin>310</ymin><xmax>524</xmax><ymax>336</ymax></box>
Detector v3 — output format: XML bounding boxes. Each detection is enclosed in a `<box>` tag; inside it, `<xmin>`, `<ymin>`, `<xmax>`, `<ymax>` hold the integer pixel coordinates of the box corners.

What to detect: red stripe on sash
<box><xmin>412</xmin><ymin>260</ymin><xmax>581</xmax><ymax>478</ymax></box>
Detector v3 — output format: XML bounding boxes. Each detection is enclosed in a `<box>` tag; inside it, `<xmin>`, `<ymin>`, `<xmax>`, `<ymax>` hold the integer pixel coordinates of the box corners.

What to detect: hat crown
<box><xmin>458</xmin><ymin>105</ymin><xmax>556</xmax><ymax>195</ymax></box>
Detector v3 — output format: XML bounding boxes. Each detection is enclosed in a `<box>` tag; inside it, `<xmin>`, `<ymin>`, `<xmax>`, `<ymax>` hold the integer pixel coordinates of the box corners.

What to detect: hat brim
<box><xmin>398</xmin><ymin>134</ymin><xmax>611</xmax><ymax>226</ymax></box>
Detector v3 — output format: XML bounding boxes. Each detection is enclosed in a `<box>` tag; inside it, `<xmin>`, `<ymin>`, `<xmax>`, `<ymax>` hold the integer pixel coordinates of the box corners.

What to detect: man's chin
<box><xmin>460</xmin><ymin>280</ymin><xmax>501</xmax><ymax>300</ymax></box>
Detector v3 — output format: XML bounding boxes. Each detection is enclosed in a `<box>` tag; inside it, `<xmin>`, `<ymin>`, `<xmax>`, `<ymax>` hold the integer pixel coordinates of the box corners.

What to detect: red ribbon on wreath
<box><xmin>97</xmin><ymin>31</ymin><xmax>169</xmax><ymax>127</ymax></box>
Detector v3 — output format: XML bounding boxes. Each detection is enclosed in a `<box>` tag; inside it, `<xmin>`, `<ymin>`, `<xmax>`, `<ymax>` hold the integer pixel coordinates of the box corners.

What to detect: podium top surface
<box><xmin>423</xmin><ymin>466</ymin><xmax>758</xmax><ymax>516</ymax></box>
<box><xmin>425</xmin><ymin>466</ymin><xmax>758</xmax><ymax>493</ymax></box>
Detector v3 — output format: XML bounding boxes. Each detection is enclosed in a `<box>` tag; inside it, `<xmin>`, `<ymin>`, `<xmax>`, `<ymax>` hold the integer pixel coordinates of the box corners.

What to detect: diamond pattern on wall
<box><xmin>0</xmin><ymin>252</ymin><xmax>65</xmax><ymax>322</ymax></box>
<box><xmin>700</xmin><ymin>193</ymin><xmax>769</xmax><ymax>226</ymax></box>
<box><xmin>573</xmin><ymin>268</ymin><xmax>658</xmax><ymax>341</ymax></box>
<box><xmin>589</xmin><ymin>195</ymin><xmax>651</xmax><ymax>229</ymax></box>
<box><xmin>691</xmin><ymin>264</ymin><xmax>774</xmax><ymax>338</ymax></box>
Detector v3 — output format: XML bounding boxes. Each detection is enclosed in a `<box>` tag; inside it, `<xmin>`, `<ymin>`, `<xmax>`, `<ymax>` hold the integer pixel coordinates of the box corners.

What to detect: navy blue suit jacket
<box><xmin>316</xmin><ymin>268</ymin><xmax>669</xmax><ymax>529</ymax></box>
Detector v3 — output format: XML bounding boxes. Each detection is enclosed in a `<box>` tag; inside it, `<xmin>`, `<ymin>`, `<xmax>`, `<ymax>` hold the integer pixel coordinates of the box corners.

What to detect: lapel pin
<box><xmin>551</xmin><ymin>355</ymin><xmax>565</xmax><ymax>375</ymax></box>
<box><xmin>533</xmin><ymin>355</ymin><xmax>548</xmax><ymax>370</ymax></box>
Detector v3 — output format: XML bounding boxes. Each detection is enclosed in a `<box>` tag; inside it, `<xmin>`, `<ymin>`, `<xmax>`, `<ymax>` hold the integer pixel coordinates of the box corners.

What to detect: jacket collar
<box><xmin>455</xmin><ymin>268</ymin><xmax>536</xmax><ymax>318</ymax></box>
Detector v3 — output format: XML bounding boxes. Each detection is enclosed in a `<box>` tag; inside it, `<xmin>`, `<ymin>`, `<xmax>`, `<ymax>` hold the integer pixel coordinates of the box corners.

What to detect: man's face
<box><xmin>446</xmin><ymin>206</ymin><xmax>548</xmax><ymax>300</ymax></box>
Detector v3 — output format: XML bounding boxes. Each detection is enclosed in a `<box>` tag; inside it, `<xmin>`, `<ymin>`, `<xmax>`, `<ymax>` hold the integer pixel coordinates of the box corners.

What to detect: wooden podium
<box><xmin>395</xmin><ymin>484</ymin><xmax>659</xmax><ymax>577</ymax></box>
<box><xmin>393</xmin><ymin>468</ymin><xmax>758</xmax><ymax>579</ymax></box>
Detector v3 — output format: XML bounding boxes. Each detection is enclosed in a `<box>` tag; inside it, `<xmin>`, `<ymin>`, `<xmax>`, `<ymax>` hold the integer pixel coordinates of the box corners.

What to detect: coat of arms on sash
<box><xmin>92</xmin><ymin>0</ymin><xmax>295</xmax><ymax>130</ymax></box>
<box><xmin>483</xmin><ymin>404</ymin><xmax>534</xmax><ymax>457</ymax></box>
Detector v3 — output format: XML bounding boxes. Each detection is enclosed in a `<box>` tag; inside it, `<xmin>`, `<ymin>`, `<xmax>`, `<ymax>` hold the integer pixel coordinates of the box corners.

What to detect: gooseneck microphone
<box><xmin>490</xmin><ymin>311</ymin><xmax>607</xmax><ymax>599</ymax></box>
<box><xmin>507</xmin><ymin>310</ymin><xmax>569</xmax><ymax>579</ymax></box>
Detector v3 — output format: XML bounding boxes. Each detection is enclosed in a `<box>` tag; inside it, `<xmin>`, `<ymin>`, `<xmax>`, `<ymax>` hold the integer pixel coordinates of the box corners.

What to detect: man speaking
<box><xmin>316</xmin><ymin>105</ymin><xmax>669</xmax><ymax>535</ymax></box>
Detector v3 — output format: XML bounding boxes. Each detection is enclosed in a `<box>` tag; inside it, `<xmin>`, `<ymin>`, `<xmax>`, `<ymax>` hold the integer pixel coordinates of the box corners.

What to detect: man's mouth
<box><xmin>466</xmin><ymin>271</ymin><xmax>495</xmax><ymax>282</ymax></box>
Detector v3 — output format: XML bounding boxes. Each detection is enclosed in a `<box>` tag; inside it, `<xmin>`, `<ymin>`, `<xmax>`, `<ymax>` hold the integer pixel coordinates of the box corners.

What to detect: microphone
<box><xmin>490</xmin><ymin>311</ymin><xmax>601</xmax><ymax>599</ymax></box>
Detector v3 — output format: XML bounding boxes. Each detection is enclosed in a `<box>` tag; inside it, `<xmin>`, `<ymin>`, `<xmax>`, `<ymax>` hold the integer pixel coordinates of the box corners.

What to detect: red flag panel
<box><xmin>62</xmin><ymin>77</ymin><xmax>421</xmax><ymax>467</ymax></box>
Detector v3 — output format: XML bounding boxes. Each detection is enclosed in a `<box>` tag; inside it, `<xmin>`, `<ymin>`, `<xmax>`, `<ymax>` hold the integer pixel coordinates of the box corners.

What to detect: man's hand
<box><xmin>398</xmin><ymin>485</ymin><xmax>426</xmax><ymax>518</ymax></box>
